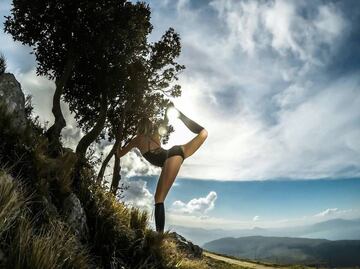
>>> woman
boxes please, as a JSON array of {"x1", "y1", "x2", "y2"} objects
[{"x1": 116, "y1": 105, "x2": 208, "y2": 233}]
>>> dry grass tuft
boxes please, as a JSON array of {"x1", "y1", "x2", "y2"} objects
[
  {"x1": 7, "y1": 216, "x2": 92, "y2": 269},
  {"x1": 0, "y1": 169, "x2": 93, "y2": 269},
  {"x1": 0, "y1": 170, "x2": 28, "y2": 237}
]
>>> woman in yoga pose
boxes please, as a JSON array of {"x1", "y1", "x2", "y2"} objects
[{"x1": 116, "y1": 104, "x2": 208, "y2": 233}]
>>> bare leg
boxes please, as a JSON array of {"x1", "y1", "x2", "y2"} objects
[
  {"x1": 154, "y1": 155, "x2": 183, "y2": 203},
  {"x1": 182, "y1": 129, "x2": 208, "y2": 159}
]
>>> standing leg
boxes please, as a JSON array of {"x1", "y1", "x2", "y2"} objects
[{"x1": 154, "y1": 155, "x2": 183, "y2": 232}]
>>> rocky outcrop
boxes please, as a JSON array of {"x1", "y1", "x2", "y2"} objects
[
  {"x1": 62, "y1": 192, "x2": 89, "y2": 241},
  {"x1": 169, "y1": 232, "x2": 203, "y2": 259},
  {"x1": 0, "y1": 73, "x2": 27, "y2": 131}
]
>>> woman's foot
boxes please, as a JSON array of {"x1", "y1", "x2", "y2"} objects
[{"x1": 177, "y1": 109, "x2": 204, "y2": 134}]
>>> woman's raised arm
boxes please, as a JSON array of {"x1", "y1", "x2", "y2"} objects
[{"x1": 116, "y1": 135, "x2": 140, "y2": 158}]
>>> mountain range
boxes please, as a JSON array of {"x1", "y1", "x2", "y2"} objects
[
  {"x1": 169, "y1": 218, "x2": 360, "y2": 246},
  {"x1": 203, "y1": 236, "x2": 360, "y2": 267}
]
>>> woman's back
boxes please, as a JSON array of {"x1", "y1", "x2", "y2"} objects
[{"x1": 138, "y1": 133, "x2": 162, "y2": 154}]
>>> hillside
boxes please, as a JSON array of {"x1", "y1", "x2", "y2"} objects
[
  {"x1": 203, "y1": 235, "x2": 360, "y2": 267},
  {"x1": 0, "y1": 71, "x2": 227, "y2": 269}
]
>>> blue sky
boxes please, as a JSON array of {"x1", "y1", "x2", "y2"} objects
[
  {"x1": 131, "y1": 175, "x2": 360, "y2": 229},
  {"x1": 1, "y1": 0, "x2": 360, "y2": 229}
]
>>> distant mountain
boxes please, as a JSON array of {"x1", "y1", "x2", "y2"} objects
[
  {"x1": 203, "y1": 236, "x2": 360, "y2": 267},
  {"x1": 169, "y1": 218, "x2": 360, "y2": 246}
]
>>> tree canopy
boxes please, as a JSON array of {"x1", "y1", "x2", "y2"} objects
[{"x1": 4, "y1": 0, "x2": 185, "y2": 195}]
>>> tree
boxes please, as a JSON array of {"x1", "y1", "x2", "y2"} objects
[
  {"x1": 62, "y1": 1, "x2": 153, "y2": 163},
  {"x1": 3, "y1": 0, "x2": 91, "y2": 154}
]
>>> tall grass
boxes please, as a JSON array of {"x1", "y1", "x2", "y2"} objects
[
  {"x1": 0, "y1": 170, "x2": 93, "y2": 269},
  {"x1": 0, "y1": 170, "x2": 27, "y2": 237},
  {"x1": 77, "y1": 167, "x2": 212, "y2": 269},
  {"x1": 7, "y1": 216, "x2": 92, "y2": 269}
]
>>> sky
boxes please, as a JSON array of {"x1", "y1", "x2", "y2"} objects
[{"x1": 1, "y1": 0, "x2": 360, "y2": 230}]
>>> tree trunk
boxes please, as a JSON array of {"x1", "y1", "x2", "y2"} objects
[
  {"x1": 76, "y1": 92, "x2": 108, "y2": 160},
  {"x1": 96, "y1": 143, "x2": 116, "y2": 184},
  {"x1": 46, "y1": 47, "x2": 76, "y2": 156},
  {"x1": 97, "y1": 101, "x2": 131, "y2": 184},
  {"x1": 111, "y1": 147, "x2": 121, "y2": 195}
]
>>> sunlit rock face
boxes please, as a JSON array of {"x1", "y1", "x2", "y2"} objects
[
  {"x1": 169, "y1": 232, "x2": 203, "y2": 259},
  {"x1": 0, "y1": 73, "x2": 26, "y2": 130},
  {"x1": 62, "y1": 192, "x2": 89, "y2": 241}
]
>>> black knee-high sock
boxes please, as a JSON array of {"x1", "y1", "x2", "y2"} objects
[
  {"x1": 154, "y1": 202, "x2": 165, "y2": 233},
  {"x1": 177, "y1": 109, "x2": 204, "y2": 134}
]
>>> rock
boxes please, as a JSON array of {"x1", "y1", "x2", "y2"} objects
[
  {"x1": 169, "y1": 232, "x2": 203, "y2": 259},
  {"x1": 62, "y1": 192, "x2": 89, "y2": 241},
  {"x1": 43, "y1": 196, "x2": 58, "y2": 216},
  {"x1": 0, "y1": 73, "x2": 27, "y2": 130}
]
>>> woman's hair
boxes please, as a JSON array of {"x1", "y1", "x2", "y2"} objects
[{"x1": 137, "y1": 117, "x2": 154, "y2": 136}]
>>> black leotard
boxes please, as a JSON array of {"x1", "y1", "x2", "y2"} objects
[{"x1": 142, "y1": 136, "x2": 185, "y2": 167}]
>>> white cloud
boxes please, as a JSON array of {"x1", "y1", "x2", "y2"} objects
[
  {"x1": 170, "y1": 191, "x2": 217, "y2": 215},
  {"x1": 210, "y1": 0, "x2": 346, "y2": 64},
  {"x1": 315, "y1": 208, "x2": 339, "y2": 217},
  {"x1": 2, "y1": 0, "x2": 359, "y2": 183},
  {"x1": 148, "y1": 0, "x2": 359, "y2": 181},
  {"x1": 121, "y1": 177, "x2": 154, "y2": 213},
  {"x1": 120, "y1": 150, "x2": 161, "y2": 177},
  {"x1": 315, "y1": 208, "x2": 354, "y2": 218},
  {"x1": 253, "y1": 215, "x2": 260, "y2": 221}
]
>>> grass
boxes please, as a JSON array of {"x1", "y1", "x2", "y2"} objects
[
  {"x1": 0, "y1": 169, "x2": 93, "y2": 269},
  {"x1": 7, "y1": 216, "x2": 93, "y2": 269},
  {"x1": 0, "y1": 170, "x2": 27, "y2": 237}
]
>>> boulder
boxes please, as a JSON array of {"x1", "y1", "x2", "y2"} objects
[
  {"x1": 168, "y1": 232, "x2": 203, "y2": 259},
  {"x1": 62, "y1": 192, "x2": 89, "y2": 241},
  {"x1": 0, "y1": 73, "x2": 27, "y2": 130}
]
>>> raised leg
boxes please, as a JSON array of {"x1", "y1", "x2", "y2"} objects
[{"x1": 181, "y1": 129, "x2": 208, "y2": 159}]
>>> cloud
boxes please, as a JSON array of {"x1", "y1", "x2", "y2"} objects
[
  {"x1": 2, "y1": 0, "x2": 360, "y2": 182},
  {"x1": 315, "y1": 208, "x2": 339, "y2": 217},
  {"x1": 253, "y1": 215, "x2": 260, "y2": 221},
  {"x1": 314, "y1": 208, "x2": 354, "y2": 218},
  {"x1": 148, "y1": 0, "x2": 360, "y2": 181},
  {"x1": 170, "y1": 191, "x2": 217, "y2": 215},
  {"x1": 210, "y1": 0, "x2": 346, "y2": 63},
  {"x1": 121, "y1": 177, "x2": 154, "y2": 213},
  {"x1": 120, "y1": 150, "x2": 161, "y2": 177}
]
